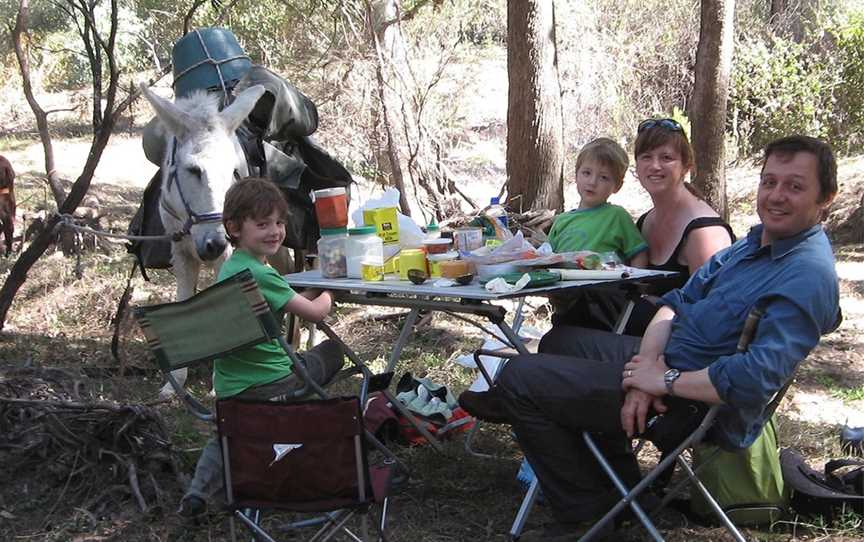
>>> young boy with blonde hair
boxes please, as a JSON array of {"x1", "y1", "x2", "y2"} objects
[
  {"x1": 547, "y1": 137, "x2": 648, "y2": 266},
  {"x1": 179, "y1": 177, "x2": 344, "y2": 517},
  {"x1": 547, "y1": 138, "x2": 647, "y2": 328}
]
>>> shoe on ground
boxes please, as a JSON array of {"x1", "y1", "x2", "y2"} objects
[
  {"x1": 177, "y1": 495, "x2": 206, "y2": 518},
  {"x1": 457, "y1": 389, "x2": 510, "y2": 424}
]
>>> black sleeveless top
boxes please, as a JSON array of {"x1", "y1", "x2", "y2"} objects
[{"x1": 636, "y1": 212, "x2": 735, "y2": 290}]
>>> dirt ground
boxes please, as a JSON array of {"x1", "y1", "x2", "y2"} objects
[{"x1": 1, "y1": 115, "x2": 864, "y2": 541}]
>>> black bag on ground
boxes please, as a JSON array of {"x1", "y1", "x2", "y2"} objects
[{"x1": 781, "y1": 448, "x2": 864, "y2": 520}]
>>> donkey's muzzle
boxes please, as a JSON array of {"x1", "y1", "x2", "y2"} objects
[{"x1": 196, "y1": 232, "x2": 228, "y2": 261}]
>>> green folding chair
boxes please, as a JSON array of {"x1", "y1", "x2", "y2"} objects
[
  {"x1": 134, "y1": 269, "x2": 405, "y2": 539},
  {"x1": 134, "y1": 269, "x2": 340, "y2": 419}
]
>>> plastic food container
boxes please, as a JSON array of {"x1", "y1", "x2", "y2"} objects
[
  {"x1": 440, "y1": 259, "x2": 472, "y2": 279},
  {"x1": 346, "y1": 226, "x2": 384, "y2": 279},
  {"x1": 399, "y1": 248, "x2": 428, "y2": 280},
  {"x1": 422, "y1": 238, "x2": 453, "y2": 255},
  {"x1": 427, "y1": 251, "x2": 458, "y2": 278},
  {"x1": 313, "y1": 187, "x2": 348, "y2": 229},
  {"x1": 476, "y1": 262, "x2": 520, "y2": 281},
  {"x1": 454, "y1": 227, "x2": 484, "y2": 252},
  {"x1": 361, "y1": 261, "x2": 384, "y2": 281},
  {"x1": 317, "y1": 227, "x2": 348, "y2": 278}
]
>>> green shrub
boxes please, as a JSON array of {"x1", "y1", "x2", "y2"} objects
[
  {"x1": 834, "y1": 12, "x2": 864, "y2": 151},
  {"x1": 729, "y1": 34, "x2": 841, "y2": 158}
]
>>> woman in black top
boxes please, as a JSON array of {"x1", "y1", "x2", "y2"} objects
[
  {"x1": 633, "y1": 119, "x2": 734, "y2": 289},
  {"x1": 545, "y1": 119, "x2": 734, "y2": 338}
]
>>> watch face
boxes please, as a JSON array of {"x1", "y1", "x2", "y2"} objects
[{"x1": 664, "y1": 369, "x2": 680, "y2": 394}]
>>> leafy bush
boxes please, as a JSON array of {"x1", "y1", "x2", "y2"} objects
[
  {"x1": 728, "y1": 34, "x2": 841, "y2": 158},
  {"x1": 834, "y1": 12, "x2": 864, "y2": 151},
  {"x1": 729, "y1": 4, "x2": 864, "y2": 157}
]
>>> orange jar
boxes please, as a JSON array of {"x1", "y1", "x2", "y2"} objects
[
  {"x1": 313, "y1": 188, "x2": 348, "y2": 228},
  {"x1": 440, "y1": 259, "x2": 471, "y2": 279}
]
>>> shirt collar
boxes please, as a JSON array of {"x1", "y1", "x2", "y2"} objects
[
  {"x1": 746, "y1": 223, "x2": 823, "y2": 259},
  {"x1": 568, "y1": 203, "x2": 609, "y2": 214}
]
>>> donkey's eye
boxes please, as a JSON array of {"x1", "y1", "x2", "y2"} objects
[{"x1": 186, "y1": 165, "x2": 202, "y2": 178}]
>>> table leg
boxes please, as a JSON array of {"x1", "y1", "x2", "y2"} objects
[
  {"x1": 386, "y1": 307, "x2": 420, "y2": 374},
  {"x1": 495, "y1": 320, "x2": 530, "y2": 356},
  {"x1": 316, "y1": 317, "x2": 446, "y2": 454},
  {"x1": 612, "y1": 298, "x2": 636, "y2": 335}
]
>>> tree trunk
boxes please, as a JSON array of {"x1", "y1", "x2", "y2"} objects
[
  {"x1": 366, "y1": 0, "x2": 411, "y2": 216},
  {"x1": 506, "y1": 0, "x2": 564, "y2": 213},
  {"x1": 0, "y1": 0, "x2": 123, "y2": 331},
  {"x1": 13, "y1": 0, "x2": 66, "y2": 207},
  {"x1": 690, "y1": 0, "x2": 735, "y2": 220}
]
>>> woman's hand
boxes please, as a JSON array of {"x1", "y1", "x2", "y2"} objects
[{"x1": 622, "y1": 353, "x2": 669, "y2": 396}]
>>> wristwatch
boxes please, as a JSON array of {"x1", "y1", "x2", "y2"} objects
[{"x1": 664, "y1": 368, "x2": 681, "y2": 396}]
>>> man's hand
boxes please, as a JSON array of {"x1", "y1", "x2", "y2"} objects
[
  {"x1": 622, "y1": 354, "x2": 670, "y2": 397},
  {"x1": 620, "y1": 389, "x2": 667, "y2": 438}
]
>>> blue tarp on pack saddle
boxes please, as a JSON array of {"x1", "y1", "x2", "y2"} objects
[{"x1": 128, "y1": 27, "x2": 352, "y2": 275}]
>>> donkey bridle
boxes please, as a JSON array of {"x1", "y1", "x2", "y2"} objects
[{"x1": 160, "y1": 138, "x2": 240, "y2": 242}]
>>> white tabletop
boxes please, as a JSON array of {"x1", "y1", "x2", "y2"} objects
[{"x1": 284, "y1": 269, "x2": 676, "y2": 301}]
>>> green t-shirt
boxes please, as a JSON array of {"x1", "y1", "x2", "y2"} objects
[
  {"x1": 547, "y1": 203, "x2": 648, "y2": 261},
  {"x1": 214, "y1": 249, "x2": 297, "y2": 398}
]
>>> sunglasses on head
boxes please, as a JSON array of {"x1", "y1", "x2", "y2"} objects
[{"x1": 637, "y1": 118, "x2": 683, "y2": 133}]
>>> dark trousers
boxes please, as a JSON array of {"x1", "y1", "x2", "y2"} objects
[{"x1": 497, "y1": 327, "x2": 644, "y2": 524}]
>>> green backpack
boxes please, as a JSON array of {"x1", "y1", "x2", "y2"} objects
[{"x1": 690, "y1": 417, "x2": 788, "y2": 526}]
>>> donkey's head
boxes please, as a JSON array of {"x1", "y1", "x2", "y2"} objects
[{"x1": 140, "y1": 83, "x2": 265, "y2": 261}]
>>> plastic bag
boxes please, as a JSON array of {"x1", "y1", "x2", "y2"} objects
[
  {"x1": 519, "y1": 250, "x2": 620, "y2": 269},
  {"x1": 350, "y1": 187, "x2": 425, "y2": 248},
  {"x1": 454, "y1": 324, "x2": 545, "y2": 392},
  {"x1": 461, "y1": 231, "x2": 540, "y2": 264}
]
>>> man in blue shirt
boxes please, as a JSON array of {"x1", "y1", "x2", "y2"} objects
[{"x1": 459, "y1": 135, "x2": 841, "y2": 541}]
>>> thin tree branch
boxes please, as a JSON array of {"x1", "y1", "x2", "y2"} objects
[
  {"x1": 183, "y1": 0, "x2": 207, "y2": 35},
  {"x1": 378, "y1": 0, "x2": 436, "y2": 31}
]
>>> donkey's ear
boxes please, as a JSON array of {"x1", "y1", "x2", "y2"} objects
[
  {"x1": 220, "y1": 85, "x2": 266, "y2": 133},
  {"x1": 139, "y1": 83, "x2": 193, "y2": 139}
]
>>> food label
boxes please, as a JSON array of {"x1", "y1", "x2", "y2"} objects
[{"x1": 363, "y1": 207, "x2": 400, "y2": 245}]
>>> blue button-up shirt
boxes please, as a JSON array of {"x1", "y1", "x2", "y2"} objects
[{"x1": 660, "y1": 224, "x2": 839, "y2": 449}]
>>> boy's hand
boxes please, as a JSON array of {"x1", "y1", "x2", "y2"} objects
[{"x1": 299, "y1": 288, "x2": 321, "y2": 300}]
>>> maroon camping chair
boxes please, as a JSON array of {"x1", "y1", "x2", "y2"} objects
[{"x1": 217, "y1": 395, "x2": 393, "y2": 542}]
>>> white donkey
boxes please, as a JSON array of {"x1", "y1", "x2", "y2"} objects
[{"x1": 140, "y1": 83, "x2": 266, "y2": 398}]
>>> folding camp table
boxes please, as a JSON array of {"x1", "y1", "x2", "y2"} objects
[{"x1": 284, "y1": 268, "x2": 674, "y2": 452}]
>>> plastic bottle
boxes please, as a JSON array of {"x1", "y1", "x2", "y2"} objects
[
  {"x1": 425, "y1": 220, "x2": 441, "y2": 240},
  {"x1": 487, "y1": 197, "x2": 508, "y2": 229}
]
